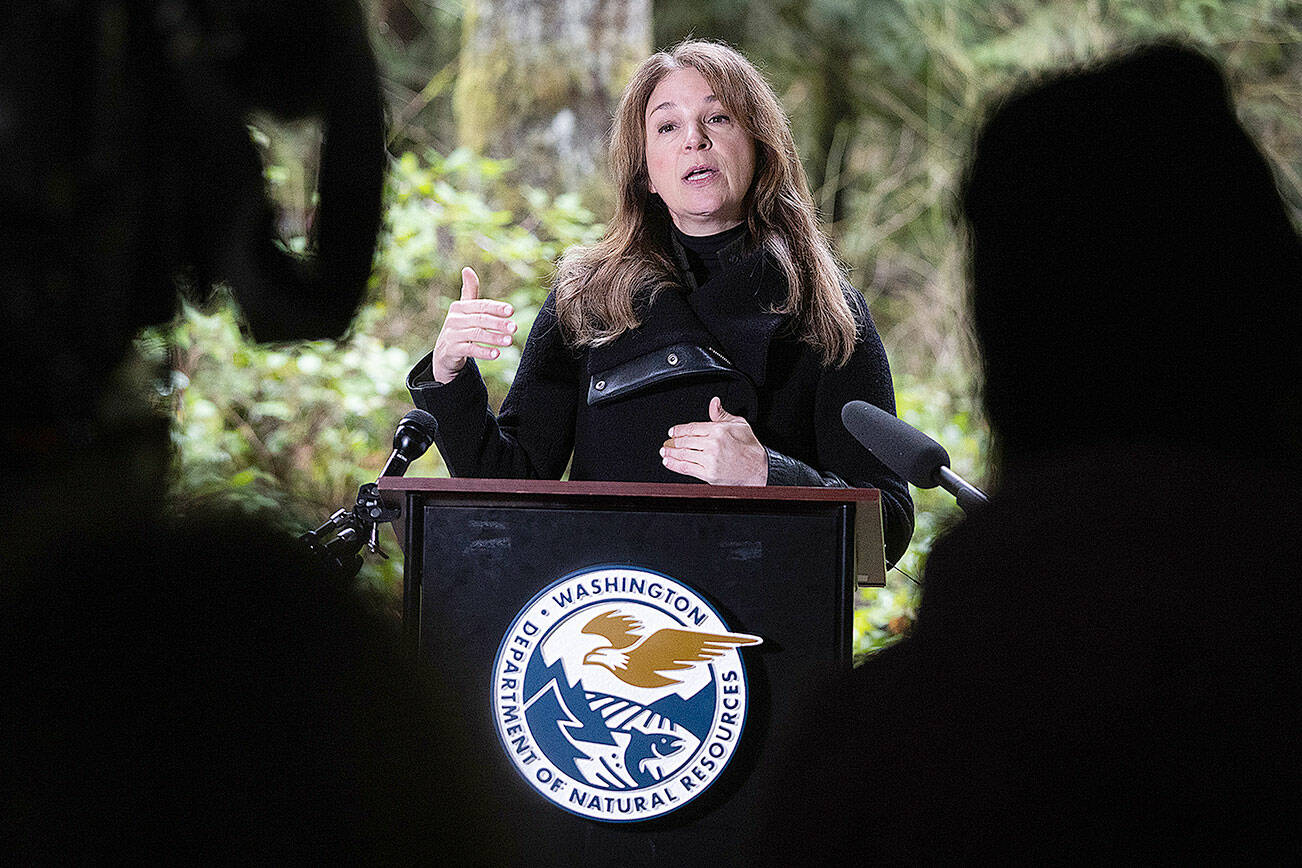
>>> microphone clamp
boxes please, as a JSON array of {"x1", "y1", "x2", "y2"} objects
[{"x1": 300, "y1": 482, "x2": 404, "y2": 579}]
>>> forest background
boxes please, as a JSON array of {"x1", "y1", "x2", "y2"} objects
[{"x1": 153, "y1": 0, "x2": 1302, "y2": 658}]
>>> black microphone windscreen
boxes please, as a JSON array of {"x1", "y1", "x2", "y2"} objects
[
  {"x1": 841, "y1": 400, "x2": 950, "y2": 488},
  {"x1": 397, "y1": 409, "x2": 438, "y2": 442},
  {"x1": 379, "y1": 409, "x2": 439, "y2": 478},
  {"x1": 390, "y1": 409, "x2": 438, "y2": 461}
]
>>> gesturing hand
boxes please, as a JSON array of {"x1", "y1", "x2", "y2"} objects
[
  {"x1": 661, "y1": 397, "x2": 768, "y2": 486},
  {"x1": 431, "y1": 267, "x2": 517, "y2": 384}
]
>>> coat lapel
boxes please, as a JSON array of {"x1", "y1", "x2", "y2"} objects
[
  {"x1": 585, "y1": 287, "x2": 716, "y2": 373},
  {"x1": 686, "y1": 247, "x2": 786, "y2": 387},
  {"x1": 586, "y1": 246, "x2": 789, "y2": 388}
]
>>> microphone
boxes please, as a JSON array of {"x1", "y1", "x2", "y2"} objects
[
  {"x1": 841, "y1": 400, "x2": 989, "y2": 513},
  {"x1": 378, "y1": 409, "x2": 438, "y2": 478},
  {"x1": 302, "y1": 409, "x2": 439, "y2": 578}
]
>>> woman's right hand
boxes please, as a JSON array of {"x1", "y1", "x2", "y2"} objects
[{"x1": 432, "y1": 267, "x2": 517, "y2": 384}]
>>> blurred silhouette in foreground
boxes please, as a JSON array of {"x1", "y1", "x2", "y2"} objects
[
  {"x1": 757, "y1": 41, "x2": 1301, "y2": 861},
  {"x1": 1, "y1": 2, "x2": 502, "y2": 861}
]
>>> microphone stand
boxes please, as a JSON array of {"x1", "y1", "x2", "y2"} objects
[
  {"x1": 299, "y1": 482, "x2": 400, "y2": 581},
  {"x1": 301, "y1": 409, "x2": 437, "y2": 581}
]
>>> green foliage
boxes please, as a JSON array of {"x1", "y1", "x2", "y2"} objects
[
  {"x1": 853, "y1": 374, "x2": 988, "y2": 660},
  {"x1": 157, "y1": 147, "x2": 604, "y2": 602},
  {"x1": 374, "y1": 147, "x2": 604, "y2": 403}
]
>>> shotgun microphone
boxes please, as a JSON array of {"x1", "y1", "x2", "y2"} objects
[{"x1": 841, "y1": 400, "x2": 989, "y2": 513}]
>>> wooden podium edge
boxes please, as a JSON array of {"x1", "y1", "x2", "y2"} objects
[
  {"x1": 377, "y1": 476, "x2": 882, "y2": 502},
  {"x1": 377, "y1": 477, "x2": 887, "y2": 587}
]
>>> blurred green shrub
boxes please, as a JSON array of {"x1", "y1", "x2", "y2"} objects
[
  {"x1": 853, "y1": 374, "x2": 989, "y2": 660},
  {"x1": 155, "y1": 147, "x2": 603, "y2": 605}
]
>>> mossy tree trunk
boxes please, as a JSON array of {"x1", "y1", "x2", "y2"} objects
[{"x1": 454, "y1": 0, "x2": 650, "y2": 199}]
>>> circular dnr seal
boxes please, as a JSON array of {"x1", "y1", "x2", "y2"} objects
[{"x1": 491, "y1": 566, "x2": 762, "y2": 823}]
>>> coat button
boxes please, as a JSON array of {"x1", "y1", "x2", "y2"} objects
[
  {"x1": 667, "y1": 353, "x2": 679, "y2": 366},
  {"x1": 594, "y1": 380, "x2": 606, "y2": 391}
]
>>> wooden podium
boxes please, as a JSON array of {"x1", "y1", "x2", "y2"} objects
[{"x1": 377, "y1": 478, "x2": 885, "y2": 865}]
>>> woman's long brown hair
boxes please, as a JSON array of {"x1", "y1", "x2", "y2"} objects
[{"x1": 553, "y1": 39, "x2": 859, "y2": 367}]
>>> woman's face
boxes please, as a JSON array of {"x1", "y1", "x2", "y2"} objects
[{"x1": 644, "y1": 67, "x2": 756, "y2": 236}]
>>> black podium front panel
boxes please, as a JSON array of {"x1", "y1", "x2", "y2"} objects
[{"x1": 412, "y1": 495, "x2": 854, "y2": 865}]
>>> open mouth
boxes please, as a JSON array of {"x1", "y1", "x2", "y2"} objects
[{"x1": 683, "y1": 166, "x2": 717, "y2": 182}]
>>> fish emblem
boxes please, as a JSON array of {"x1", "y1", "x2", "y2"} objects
[{"x1": 571, "y1": 694, "x2": 697, "y2": 789}]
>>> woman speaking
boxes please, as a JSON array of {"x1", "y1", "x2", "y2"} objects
[{"x1": 407, "y1": 40, "x2": 913, "y2": 561}]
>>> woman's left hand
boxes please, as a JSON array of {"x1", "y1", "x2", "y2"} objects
[{"x1": 661, "y1": 397, "x2": 768, "y2": 486}]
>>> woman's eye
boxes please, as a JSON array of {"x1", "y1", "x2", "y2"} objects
[
  {"x1": 708, "y1": 114, "x2": 729, "y2": 124},
  {"x1": 657, "y1": 123, "x2": 676, "y2": 134}
]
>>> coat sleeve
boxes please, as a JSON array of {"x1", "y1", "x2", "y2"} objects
[
  {"x1": 406, "y1": 293, "x2": 580, "y2": 479},
  {"x1": 763, "y1": 289, "x2": 915, "y2": 564}
]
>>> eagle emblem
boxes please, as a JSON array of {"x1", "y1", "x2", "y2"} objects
[{"x1": 580, "y1": 609, "x2": 762, "y2": 688}]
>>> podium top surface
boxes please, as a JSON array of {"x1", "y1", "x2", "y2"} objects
[{"x1": 377, "y1": 476, "x2": 881, "y2": 504}]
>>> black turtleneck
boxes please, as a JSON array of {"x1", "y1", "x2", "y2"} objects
[{"x1": 671, "y1": 223, "x2": 748, "y2": 289}]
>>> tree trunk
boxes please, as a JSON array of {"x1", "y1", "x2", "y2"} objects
[
  {"x1": 455, "y1": 0, "x2": 650, "y2": 198},
  {"x1": 807, "y1": 39, "x2": 857, "y2": 228}
]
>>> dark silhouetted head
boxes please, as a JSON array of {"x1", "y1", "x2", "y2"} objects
[
  {"x1": 960, "y1": 41, "x2": 1302, "y2": 468},
  {"x1": 0, "y1": 0, "x2": 385, "y2": 475}
]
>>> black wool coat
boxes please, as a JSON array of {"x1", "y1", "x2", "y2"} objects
[{"x1": 407, "y1": 240, "x2": 914, "y2": 562}]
